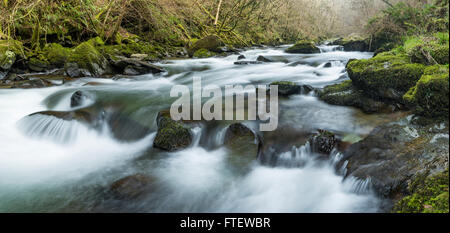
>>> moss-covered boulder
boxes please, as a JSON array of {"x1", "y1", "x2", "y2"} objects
[
  {"x1": 0, "y1": 40, "x2": 25, "y2": 72},
  {"x1": 308, "y1": 129, "x2": 338, "y2": 155},
  {"x1": 409, "y1": 41, "x2": 449, "y2": 65},
  {"x1": 347, "y1": 53, "x2": 426, "y2": 102},
  {"x1": 28, "y1": 57, "x2": 50, "y2": 72},
  {"x1": 393, "y1": 170, "x2": 449, "y2": 213},
  {"x1": 42, "y1": 43, "x2": 71, "y2": 67},
  {"x1": 193, "y1": 48, "x2": 216, "y2": 58},
  {"x1": 340, "y1": 36, "x2": 369, "y2": 52},
  {"x1": 188, "y1": 35, "x2": 224, "y2": 57},
  {"x1": 318, "y1": 80, "x2": 393, "y2": 113},
  {"x1": 403, "y1": 65, "x2": 449, "y2": 118},
  {"x1": 65, "y1": 37, "x2": 110, "y2": 77},
  {"x1": 153, "y1": 111, "x2": 193, "y2": 151},
  {"x1": 285, "y1": 40, "x2": 320, "y2": 54}
]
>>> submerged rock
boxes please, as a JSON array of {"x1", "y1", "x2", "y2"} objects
[
  {"x1": 109, "y1": 174, "x2": 156, "y2": 200},
  {"x1": 224, "y1": 123, "x2": 261, "y2": 170},
  {"x1": 256, "y1": 55, "x2": 273, "y2": 62},
  {"x1": 224, "y1": 123, "x2": 257, "y2": 146},
  {"x1": 153, "y1": 111, "x2": 193, "y2": 151},
  {"x1": 269, "y1": 81, "x2": 314, "y2": 96},
  {"x1": 285, "y1": 40, "x2": 320, "y2": 54},
  {"x1": 234, "y1": 61, "x2": 263, "y2": 65},
  {"x1": 237, "y1": 55, "x2": 246, "y2": 60},
  {"x1": 112, "y1": 58, "x2": 164, "y2": 75}
]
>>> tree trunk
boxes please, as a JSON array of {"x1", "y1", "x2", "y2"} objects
[{"x1": 214, "y1": 0, "x2": 223, "y2": 26}]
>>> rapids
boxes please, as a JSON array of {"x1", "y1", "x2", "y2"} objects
[{"x1": 0, "y1": 45, "x2": 395, "y2": 212}]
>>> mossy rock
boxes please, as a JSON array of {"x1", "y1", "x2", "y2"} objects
[
  {"x1": 269, "y1": 81, "x2": 301, "y2": 96},
  {"x1": 42, "y1": 43, "x2": 71, "y2": 67},
  {"x1": 65, "y1": 37, "x2": 109, "y2": 77},
  {"x1": 285, "y1": 40, "x2": 320, "y2": 54},
  {"x1": 346, "y1": 53, "x2": 426, "y2": 102},
  {"x1": 28, "y1": 57, "x2": 50, "y2": 72},
  {"x1": 0, "y1": 40, "x2": 25, "y2": 70},
  {"x1": 340, "y1": 36, "x2": 369, "y2": 52},
  {"x1": 193, "y1": 48, "x2": 216, "y2": 58},
  {"x1": 319, "y1": 80, "x2": 391, "y2": 113},
  {"x1": 188, "y1": 35, "x2": 224, "y2": 57},
  {"x1": 409, "y1": 43, "x2": 449, "y2": 65},
  {"x1": 393, "y1": 170, "x2": 449, "y2": 213},
  {"x1": 153, "y1": 111, "x2": 193, "y2": 152},
  {"x1": 403, "y1": 65, "x2": 449, "y2": 118}
]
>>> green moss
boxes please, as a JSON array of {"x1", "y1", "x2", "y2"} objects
[
  {"x1": 403, "y1": 65, "x2": 449, "y2": 118},
  {"x1": 42, "y1": 43, "x2": 71, "y2": 67},
  {"x1": 271, "y1": 81, "x2": 296, "y2": 86},
  {"x1": 0, "y1": 40, "x2": 25, "y2": 70},
  {"x1": 285, "y1": 40, "x2": 320, "y2": 54},
  {"x1": 153, "y1": 115, "x2": 192, "y2": 152},
  {"x1": 66, "y1": 37, "x2": 107, "y2": 75},
  {"x1": 404, "y1": 34, "x2": 449, "y2": 65},
  {"x1": 28, "y1": 57, "x2": 50, "y2": 72},
  {"x1": 188, "y1": 35, "x2": 224, "y2": 57},
  {"x1": 193, "y1": 48, "x2": 216, "y2": 58},
  {"x1": 394, "y1": 170, "x2": 449, "y2": 213},
  {"x1": 347, "y1": 53, "x2": 426, "y2": 101}
]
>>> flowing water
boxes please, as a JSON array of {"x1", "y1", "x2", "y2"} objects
[{"x1": 0, "y1": 45, "x2": 399, "y2": 213}]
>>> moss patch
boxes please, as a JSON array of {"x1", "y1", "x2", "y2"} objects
[
  {"x1": 66, "y1": 37, "x2": 108, "y2": 76},
  {"x1": 394, "y1": 170, "x2": 449, "y2": 213},
  {"x1": 403, "y1": 65, "x2": 449, "y2": 118},
  {"x1": 42, "y1": 43, "x2": 71, "y2": 67},
  {"x1": 285, "y1": 40, "x2": 320, "y2": 54},
  {"x1": 347, "y1": 53, "x2": 426, "y2": 101},
  {"x1": 193, "y1": 48, "x2": 216, "y2": 58}
]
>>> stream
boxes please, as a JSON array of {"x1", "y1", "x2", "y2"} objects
[{"x1": 0, "y1": 45, "x2": 399, "y2": 213}]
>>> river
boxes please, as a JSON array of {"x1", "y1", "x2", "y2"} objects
[{"x1": 0, "y1": 45, "x2": 396, "y2": 212}]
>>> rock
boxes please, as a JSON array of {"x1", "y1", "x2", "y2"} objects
[
  {"x1": 323, "y1": 62, "x2": 332, "y2": 68},
  {"x1": 188, "y1": 35, "x2": 225, "y2": 57},
  {"x1": 65, "y1": 37, "x2": 109, "y2": 77},
  {"x1": 237, "y1": 55, "x2": 246, "y2": 60},
  {"x1": 70, "y1": 91, "x2": 86, "y2": 108},
  {"x1": 29, "y1": 109, "x2": 95, "y2": 124},
  {"x1": 234, "y1": 61, "x2": 263, "y2": 65},
  {"x1": 224, "y1": 123, "x2": 261, "y2": 170},
  {"x1": 0, "y1": 40, "x2": 24, "y2": 71},
  {"x1": 11, "y1": 78, "x2": 53, "y2": 89},
  {"x1": 153, "y1": 111, "x2": 193, "y2": 151},
  {"x1": 224, "y1": 123, "x2": 257, "y2": 146},
  {"x1": 403, "y1": 65, "x2": 449, "y2": 118},
  {"x1": 130, "y1": 54, "x2": 148, "y2": 60},
  {"x1": 285, "y1": 40, "x2": 320, "y2": 54},
  {"x1": 346, "y1": 52, "x2": 426, "y2": 102},
  {"x1": 0, "y1": 50, "x2": 16, "y2": 71},
  {"x1": 112, "y1": 58, "x2": 164, "y2": 75},
  {"x1": 318, "y1": 80, "x2": 396, "y2": 113},
  {"x1": 269, "y1": 81, "x2": 301, "y2": 96},
  {"x1": 339, "y1": 117, "x2": 449, "y2": 199},
  {"x1": 193, "y1": 48, "x2": 216, "y2": 58},
  {"x1": 308, "y1": 130, "x2": 339, "y2": 155},
  {"x1": 28, "y1": 58, "x2": 50, "y2": 72},
  {"x1": 107, "y1": 112, "x2": 151, "y2": 142},
  {"x1": 42, "y1": 43, "x2": 71, "y2": 68},
  {"x1": 256, "y1": 55, "x2": 273, "y2": 62},
  {"x1": 109, "y1": 174, "x2": 155, "y2": 200}
]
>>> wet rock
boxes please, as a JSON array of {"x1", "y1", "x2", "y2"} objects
[
  {"x1": 29, "y1": 109, "x2": 95, "y2": 124},
  {"x1": 70, "y1": 91, "x2": 86, "y2": 108},
  {"x1": 153, "y1": 111, "x2": 193, "y2": 151},
  {"x1": 109, "y1": 174, "x2": 155, "y2": 200},
  {"x1": 256, "y1": 55, "x2": 273, "y2": 62},
  {"x1": 107, "y1": 112, "x2": 151, "y2": 142},
  {"x1": 234, "y1": 61, "x2": 263, "y2": 65},
  {"x1": 285, "y1": 40, "x2": 320, "y2": 54},
  {"x1": 193, "y1": 48, "x2": 216, "y2": 58},
  {"x1": 112, "y1": 58, "x2": 164, "y2": 75},
  {"x1": 340, "y1": 118, "x2": 449, "y2": 200},
  {"x1": 308, "y1": 130, "x2": 339, "y2": 155},
  {"x1": 28, "y1": 58, "x2": 50, "y2": 72},
  {"x1": 323, "y1": 62, "x2": 332, "y2": 68},
  {"x1": 237, "y1": 55, "x2": 246, "y2": 60},
  {"x1": 224, "y1": 123, "x2": 257, "y2": 146},
  {"x1": 130, "y1": 54, "x2": 148, "y2": 60},
  {"x1": 269, "y1": 81, "x2": 301, "y2": 96},
  {"x1": 11, "y1": 78, "x2": 53, "y2": 89}
]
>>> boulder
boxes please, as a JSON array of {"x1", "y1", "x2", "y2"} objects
[
  {"x1": 340, "y1": 117, "x2": 449, "y2": 199},
  {"x1": 188, "y1": 35, "x2": 224, "y2": 57},
  {"x1": 192, "y1": 48, "x2": 216, "y2": 58},
  {"x1": 403, "y1": 65, "x2": 449, "y2": 118},
  {"x1": 224, "y1": 123, "x2": 261, "y2": 170},
  {"x1": 237, "y1": 55, "x2": 246, "y2": 60},
  {"x1": 285, "y1": 40, "x2": 320, "y2": 54},
  {"x1": 70, "y1": 90, "x2": 86, "y2": 108},
  {"x1": 42, "y1": 43, "x2": 71, "y2": 68},
  {"x1": 268, "y1": 81, "x2": 314, "y2": 96},
  {"x1": 153, "y1": 111, "x2": 193, "y2": 151},
  {"x1": 346, "y1": 52, "x2": 426, "y2": 102},
  {"x1": 28, "y1": 57, "x2": 50, "y2": 72},
  {"x1": 318, "y1": 80, "x2": 396, "y2": 113},
  {"x1": 224, "y1": 123, "x2": 257, "y2": 146},
  {"x1": 109, "y1": 174, "x2": 155, "y2": 200},
  {"x1": 65, "y1": 37, "x2": 110, "y2": 77}
]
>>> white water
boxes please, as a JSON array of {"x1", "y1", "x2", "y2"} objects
[{"x1": 0, "y1": 46, "x2": 383, "y2": 212}]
